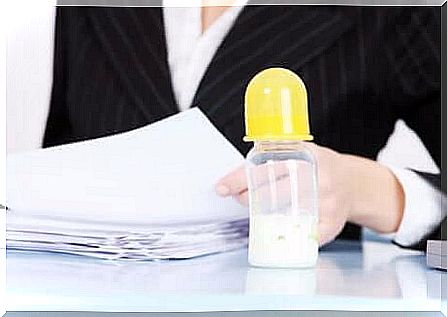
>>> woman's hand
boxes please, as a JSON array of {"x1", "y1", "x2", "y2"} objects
[{"x1": 215, "y1": 143, "x2": 405, "y2": 246}]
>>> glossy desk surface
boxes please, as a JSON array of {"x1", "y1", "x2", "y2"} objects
[{"x1": 6, "y1": 239, "x2": 446, "y2": 312}]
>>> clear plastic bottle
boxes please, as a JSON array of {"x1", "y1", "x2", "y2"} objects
[
  {"x1": 246, "y1": 140, "x2": 318, "y2": 268},
  {"x1": 243, "y1": 67, "x2": 319, "y2": 268}
]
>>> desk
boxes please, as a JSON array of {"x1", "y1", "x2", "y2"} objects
[{"x1": 6, "y1": 239, "x2": 446, "y2": 312}]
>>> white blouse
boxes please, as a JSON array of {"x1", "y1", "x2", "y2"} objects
[{"x1": 163, "y1": 0, "x2": 247, "y2": 111}]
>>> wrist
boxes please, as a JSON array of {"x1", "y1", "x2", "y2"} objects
[{"x1": 344, "y1": 155, "x2": 404, "y2": 233}]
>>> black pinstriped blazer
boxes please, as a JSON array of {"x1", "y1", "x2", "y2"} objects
[{"x1": 43, "y1": 5, "x2": 442, "y2": 248}]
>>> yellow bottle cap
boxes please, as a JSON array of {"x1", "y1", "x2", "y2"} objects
[{"x1": 243, "y1": 68, "x2": 313, "y2": 142}]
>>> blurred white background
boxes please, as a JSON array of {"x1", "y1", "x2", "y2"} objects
[
  {"x1": 5, "y1": 1, "x2": 440, "y2": 177},
  {"x1": 6, "y1": 0, "x2": 56, "y2": 154}
]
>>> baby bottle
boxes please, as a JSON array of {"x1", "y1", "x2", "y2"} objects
[{"x1": 244, "y1": 68, "x2": 319, "y2": 269}]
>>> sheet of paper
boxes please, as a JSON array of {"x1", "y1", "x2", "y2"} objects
[{"x1": 6, "y1": 108, "x2": 248, "y2": 226}]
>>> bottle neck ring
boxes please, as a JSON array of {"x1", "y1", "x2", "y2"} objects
[{"x1": 253, "y1": 140, "x2": 306, "y2": 152}]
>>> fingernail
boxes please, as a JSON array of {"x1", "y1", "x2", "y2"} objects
[{"x1": 215, "y1": 184, "x2": 230, "y2": 196}]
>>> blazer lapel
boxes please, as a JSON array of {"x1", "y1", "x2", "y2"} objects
[
  {"x1": 193, "y1": 5, "x2": 357, "y2": 125},
  {"x1": 87, "y1": 7, "x2": 178, "y2": 122}
]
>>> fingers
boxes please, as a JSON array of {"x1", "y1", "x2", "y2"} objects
[
  {"x1": 216, "y1": 163, "x2": 288, "y2": 197},
  {"x1": 316, "y1": 194, "x2": 344, "y2": 247},
  {"x1": 217, "y1": 175, "x2": 292, "y2": 208},
  {"x1": 318, "y1": 222, "x2": 336, "y2": 247},
  {"x1": 217, "y1": 161, "x2": 317, "y2": 213},
  {"x1": 232, "y1": 175, "x2": 297, "y2": 207},
  {"x1": 215, "y1": 165, "x2": 247, "y2": 197},
  {"x1": 235, "y1": 190, "x2": 249, "y2": 206},
  {"x1": 216, "y1": 161, "x2": 300, "y2": 197}
]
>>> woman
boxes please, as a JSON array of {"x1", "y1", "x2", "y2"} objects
[{"x1": 43, "y1": 3, "x2": 443, "y2": 249}]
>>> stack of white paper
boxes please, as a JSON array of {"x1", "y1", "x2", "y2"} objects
[{"x1": 6, "y1": 109, "x2": 249, "y2": 260}]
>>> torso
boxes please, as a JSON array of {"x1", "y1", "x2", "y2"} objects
[{"x1": 44, "y1": 6, "x2": 440, "y2": 241}]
